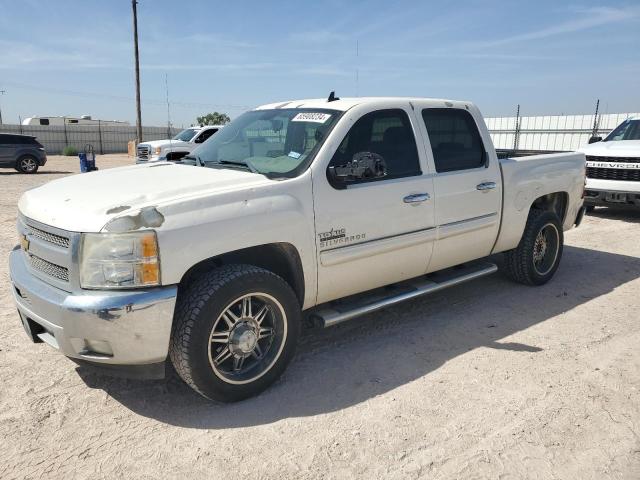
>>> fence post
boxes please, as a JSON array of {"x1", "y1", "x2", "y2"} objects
[
  {"x1": 590, "y1": 99, "x2": 600, "y2": 139},
  {"x1": 513, "y1": 104, "x2": 521, "y2": 153},
  {"x1": 63, "y1": 116, "x2": 68, "y2": 147},
  {"x1": 98, "y1": 120, "x2": 104, "y2": 154},
  {"x1": 19, "y1": 116, "x2": 23, "y2": 134}
]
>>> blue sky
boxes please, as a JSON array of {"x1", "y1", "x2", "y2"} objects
[{"x1": 0, "y1": 0, "x2": 639, "y2": 127}]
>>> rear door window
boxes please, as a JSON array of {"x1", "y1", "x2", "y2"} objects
[
  {"x1": 194, "y1": 129, "x2": 218, "y2": 143},
  {"x1": 421, "y1": 108, "x2": 486, "y2": 172},
  {"x1": 0, "y1": 134, "x2": 20, "y2": 144}
]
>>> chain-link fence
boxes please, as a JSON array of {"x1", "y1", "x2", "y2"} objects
[{"x1": 0, "y1": 124, "x2": 181, "y2": 154}]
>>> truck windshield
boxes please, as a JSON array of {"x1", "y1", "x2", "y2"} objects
[
  {"x1": 173, "y1": 128, "x2": 199, "y2": 141},
  {"x1": 604, "y1": 120, "x2": 640, "y2": 141},
  {"x1": 187, "y1": 108, "x2": 341, "y2": 177}
]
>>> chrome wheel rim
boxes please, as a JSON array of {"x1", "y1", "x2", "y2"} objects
[
  {"x1": 208, "y1": 293, "x2": 287, "y2": 385},
  {"x1": 21, "y1": 158, "x2": 37, "y2": 172},
  {"x1": 533, "y1": 223, "x2": 559, "y2": 276}
]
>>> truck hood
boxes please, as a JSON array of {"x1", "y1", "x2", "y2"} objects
[
  {"x1": 18, "y1": 163, "x2": 270, "y2": 232},
  {"x1": 578, "y1": 140, "x2": 640, "y2": 157},
  {"x1": 139, "y1": 139, "x2": 189, "y2": 149}
]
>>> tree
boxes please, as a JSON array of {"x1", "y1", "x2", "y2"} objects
[{"x1": 196, "y1": 112, "x2": 230, "y2": 126}]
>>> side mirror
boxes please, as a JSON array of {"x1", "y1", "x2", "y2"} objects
[
  {"x1": 588, "y1": 136, "x2": 602, "y2": 144},
  {"x1": 328, "y1": 152, "x2": 387, "y2": 188}
]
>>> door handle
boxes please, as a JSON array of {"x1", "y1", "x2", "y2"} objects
[
  {"x1": 403, "y1": 193, "x2": 430, "y2": 204},
  {"x1": 476, "y1": 182, "x2": 496, "y2": 191}
]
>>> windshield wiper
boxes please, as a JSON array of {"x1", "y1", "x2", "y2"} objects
[{"x1": 215, "y1": 159, "x2": 260, "y2": 174}]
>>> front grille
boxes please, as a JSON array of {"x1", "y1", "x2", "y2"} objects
[
  {"x1": 587, "y1": 167, "x2": 640, "y2": 182},
  {"x1": 26, "y1": 223, "x2": 70, "y2": 248},
  {"x1": 586, "y1": 155, "x2": 640, "y2": 163},
  {"x1": 28, "y1": 254, "x2": 69, "y2": 282},
  {"x1": 137, "y1": 145, "x2": 150, "y2": 160}
]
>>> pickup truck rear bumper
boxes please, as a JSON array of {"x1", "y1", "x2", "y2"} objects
[{"x1": 9, "y1": 248, "x2": 177, "y2": 378}]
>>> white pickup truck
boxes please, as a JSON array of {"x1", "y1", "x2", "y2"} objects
[
  {"x1": 579, "y1": 117, "x2": 640, "y2": 210},
  {"x1": 135, "y1": 125, "x2": 223, "y2": 163},
  {"x1": 10, "y1": 96, "x2": 586, "y2": 402}
]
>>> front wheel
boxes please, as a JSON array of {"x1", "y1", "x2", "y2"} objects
[
  {"x1": 170, "y1": 264, "x2": 301, "y2": 402},
  {"x1": 503, "y1": 209, "x2": 564, "y2": 286}
]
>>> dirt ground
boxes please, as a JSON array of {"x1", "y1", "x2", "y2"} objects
[{"x1": 0, "y1": 155, "x2": 639, "y2": 479}]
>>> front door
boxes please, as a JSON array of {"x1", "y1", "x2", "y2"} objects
[{"x1": 312, "y1": 105, "x2": 436, "y2": 304}]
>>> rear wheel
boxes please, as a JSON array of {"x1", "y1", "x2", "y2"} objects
[
  {"x1": 170, "y1": 264, "x2": 301, "y2": 402},
  {"x1": 16, "y1": 156, "x2": 39, "y2": 174},
  {"x1": 503, "y1": 208, "x2": 563, "y2": 286}
]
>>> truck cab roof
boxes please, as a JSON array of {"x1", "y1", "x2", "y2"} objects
[{"x1": 255, "y1": 97, "x2": 475, "y2": 112}]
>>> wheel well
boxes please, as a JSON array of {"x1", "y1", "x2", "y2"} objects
[
  {"x1": 531, "y1": 192, "x2": 568, "y2": 222},
  {"x1": 166, "y1": 151, "x2": 189, "y2": 161},
  {"x1": 179, "y1": 243, "x2": 305, "y2": 305}
]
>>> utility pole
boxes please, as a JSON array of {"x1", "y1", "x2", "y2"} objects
[
  {"x1": 591, "y1": 99, "x2": 600, "y2": 139},
  {"x1": 0, "y1": 90, "x2": 6, "y2": 125},
  {"x1": 513, "y1": 104, "x2": 521, "y2": 153},
  {"x1": 131, "y1": 0, "x2": 143, "y2": 143}
]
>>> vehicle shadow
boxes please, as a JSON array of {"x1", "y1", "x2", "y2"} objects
[
  {"x1": 76, "y1": 245, "x2": 640, "y2": 429},
  {"x1": 588, "y1": 207, "x2": 640, "y2": 224},
  {"x1": 0, "y1": 171, "x2": 73, "y2": 176}
]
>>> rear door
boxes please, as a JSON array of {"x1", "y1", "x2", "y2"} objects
[
  {"x1": 415, "y1": 105, "x2": 502, "y2": 272},
  {"x1": 0, "y1": 134, "x2": 18, "y2": 166}
]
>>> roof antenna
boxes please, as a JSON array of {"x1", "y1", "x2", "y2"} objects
[{"x1": 327, "y1": 91, "x2": 339, "y2": 102}]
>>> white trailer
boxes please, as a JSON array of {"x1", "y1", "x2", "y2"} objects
[{"x1": 21, "y1": 116, "x2": 130, "y2": 127}]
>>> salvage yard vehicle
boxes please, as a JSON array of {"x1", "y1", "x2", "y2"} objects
[
  {"x1": 579, "y1": 117, "x2": 640, "y2": 210},
  {"x1": 10, "y1": 96, "x2": 586, "y2": 402},
  {"x1": 0, "y1": 133, "x2": 47, "y2": 173},
  {"x1": 136, "y1": 125, "x2": 223, "y2": 163}
]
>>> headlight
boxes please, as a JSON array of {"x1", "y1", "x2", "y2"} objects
[
  {"x1": 154, "y1": 146, "x2": 162, "y2": 155},
  {"x1": 80, "y1": 231, "x2": 160, "y2": 289}
]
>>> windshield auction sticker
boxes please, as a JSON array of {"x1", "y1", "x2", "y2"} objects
[{"x1": 291, "y1": 112, "x2": 331, "y2": 123}]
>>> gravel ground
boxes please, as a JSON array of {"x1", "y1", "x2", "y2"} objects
[{"x1": 1, "y1": 155, "x2": 639, "y2": 479}]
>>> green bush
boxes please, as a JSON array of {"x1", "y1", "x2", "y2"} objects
[{"x1": 62, "y1": 146, "x2": 78, "y2": 156}]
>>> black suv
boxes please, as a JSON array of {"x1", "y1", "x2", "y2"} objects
[{"x1": 0, "y1": 133, "x2": 48, "y2": 173}]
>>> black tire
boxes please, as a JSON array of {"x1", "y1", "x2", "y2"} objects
[
  {"x1": 503, "y1": 208, "x2": 564, "y2": 286},
  {"x1": 585, "y1": 205, "x2": 595, "y2": 213},
  {"x1": 169, "y1": 264, "x2": 301, "y2": 402},
  {"x1": 16, "y1": 156, "x2": 39, "y2": 174}
]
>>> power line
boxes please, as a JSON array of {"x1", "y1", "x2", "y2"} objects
[{"x1": 1, "y1": 80, "x2": 254, "y2": 110}]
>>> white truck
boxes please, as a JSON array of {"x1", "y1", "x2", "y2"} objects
[
  {"x1": 579, "y1": 117, "x2": 640, "y2": 210},
  {"x1": 135, "y1": 125, "x2": 223, "y2": 163},
  {"x1": 10, "y1": 96, "x2": 586, "y2": 402}
]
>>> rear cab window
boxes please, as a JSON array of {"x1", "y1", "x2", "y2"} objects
[{"x1": 421, "y1": 108, "x2": 486, "y2": 172}]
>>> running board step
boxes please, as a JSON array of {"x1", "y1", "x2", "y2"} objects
[{"x1": 309, "y1": 260, "x2": 498, "y2": 328}]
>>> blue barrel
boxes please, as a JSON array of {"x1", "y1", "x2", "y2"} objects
[
  {"x1": 79, "y1": 152, "x2": 88, "y2": 172},
  {"x1": 78, "y1": 151, "x2": 97, "y2": 172}
]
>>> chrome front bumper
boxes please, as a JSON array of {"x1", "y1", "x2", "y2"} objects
[
  {"x1": 9, "y1": 248, "x2": 177, "y2": 367},
  {"x1": 135, "y1": 155, "x2": 163, "y2": 164}
]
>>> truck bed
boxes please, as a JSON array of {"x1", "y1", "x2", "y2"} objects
[{"x1": 493, "y1": 152, "x2": 586, "y2": 254}]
